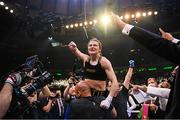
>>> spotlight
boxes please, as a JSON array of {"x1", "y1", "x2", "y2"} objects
[
  {"x1": 131, "y1": 14, "x2": 135, "y2": 18},
  {"x1": 136, "y1": 12, "x2": 141, "y2": 18},
  {"x1": 148, "y1": 11, "x2": 152, "y2": 16},
  {"x1": 74, "y1": 23, "x2": 78, "y2": 27},
  {"x1": 142, "y1": 12, "x2": 146, "y2": 17},
  {"x1": 84, "y1": 21, "x2": 88, "y2": 25},
  {"x1": 89, "y1": 21, "x2": 93, "y2": 25},
  {"x1": 70, "y1": 24, "x2": 74, "y2": 28},
  {"x1": 79, "y1": 23, "x2": 83, "y2": 26},
  {"x1": 10, "y1": 9, "x2": 13, "y2": 13},
  {"x1": 100, "y1": 15, "x2": 111, "y2": 25},
  {"x1": 0, "y1": 1, "x2": 4, "y2": 6},
  {"x1": 154, "y1": 11, "x2": 158, "y2": 15},
  {"x1": 125, "y1": 14, "x2": 130, "y2": 19},
  {"x1": 5, "y1": 6, "x2": 9, "y2": 10},
  {"x1": 65, "y1": 25, "x2": 69, "y2": 29}
]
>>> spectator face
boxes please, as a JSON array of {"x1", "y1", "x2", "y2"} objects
[
  {"x1": 159, "y1": 79, "x2": 170, "y2": 88},
  {"x1": 147, "y1": 78, "x2": 157, "y2": 87}
]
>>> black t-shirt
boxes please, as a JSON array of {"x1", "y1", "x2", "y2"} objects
[
  {"x1": 48, "y1": 98, "x2": 65, "y2": 119},
  {"x1": 37, "y1": 97, "x2": 49, "y2": 119},
  {"x1": 112, "y1": 85, "x2": 129, "y2": 119},
  {"x1": 68, "y1": 96, "x2": 112, "y2": 119}
]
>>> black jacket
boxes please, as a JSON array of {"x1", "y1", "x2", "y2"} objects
[{"x1": 129, "y1": 26, "x2": 180, "y2": 118}]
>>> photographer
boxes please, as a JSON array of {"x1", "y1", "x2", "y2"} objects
[
  {"x1": 0, "y1": 55, "x2": 54, "y2": 119},
  {"x1": 63, "y1": 76, "x2": 78, "y2": 101}
]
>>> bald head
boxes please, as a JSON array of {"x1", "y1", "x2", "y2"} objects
[{"x1": 75, "y1": 81, "x2": 91, "y2": 97}]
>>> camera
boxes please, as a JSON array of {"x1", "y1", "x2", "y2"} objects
[
  {"x1": 4, "y1": 55, "x2": 54, "y2": 118},
  {"x1": 15, "y1": 71, "x2": 53, "y2": 98}
]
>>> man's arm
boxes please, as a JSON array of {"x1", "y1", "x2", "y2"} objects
[
  {"x1": 159, "y1": 28, "x2": 180, "y2": 45},
  {"x1": 129, "y1": 26, "x2": 180, "y2": 64},
  {"x1": 147, "y1": 86, "x2": 170, "y2": 98},
  {"x1": 0, "y1": 83, "x2": 13, "y2": 118},
  {"x1": 41, "y1": 85, "x2": 52, "y2": 96},
  {"x1": 111, "y1": 13, "x2": 180, "y2": 64}
]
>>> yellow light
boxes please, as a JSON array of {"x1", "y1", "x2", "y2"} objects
[
  {"x1": 154, "y1": 11, "x2": 158, "y2": 15},
  {"x1": 70, "y1": 24, "x2": 74, "y2": 28},
  {"x1": 142, "y1": 12, "x2": 146, "y2": 17},
  {"x1": 148, "y1": 11, "x2": 152, "y2": 16},
  {"x1": 75, "y1": 23, "x2": 78, "y2": 27},
  {"x1": 79, "y1": 23, "x2": 83, "y2": 26},
  {"x1": 100, "y1": 15, "x2": 111, "y2": 25},
  {"x1": 131, "y1": 14, "x2": 135, "y2": 18},
  {"x1": 84, "y1": 21, "x2": 88, "y2": 25},
  {"x1": 125, "y1": 14, "x2": 130, "y2": 19},
  {"x1": 89, "y1": 21, "x2": 93, "y2": 25},
  {"x1": 0, "y1": 1, "x2": 4, "y2": 6},
  {"x1": 136, "y1": 12, "x2": 141, "y2": 18},
  {"x1": 66, "y1": 25, "x2": 69, "y2": 29}
]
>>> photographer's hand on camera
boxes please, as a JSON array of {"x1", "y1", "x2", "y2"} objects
[{"x1": 5, "y1": 72, "x2": 23, "y2": 87}]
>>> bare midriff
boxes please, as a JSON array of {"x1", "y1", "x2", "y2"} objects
[{"x1": 84, "y1": 79, "x2": 106, "y2": 91}]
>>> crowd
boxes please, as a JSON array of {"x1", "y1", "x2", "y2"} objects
[{"x1": 0, "y1": 13, "x2": 179, "y2": 119}]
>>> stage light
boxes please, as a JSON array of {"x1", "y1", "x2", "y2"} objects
[
  {"x1": 131, "y1": 14, "x2": 135, "y2": 18},
  {"x1": 100, "y1": 15, "x2": 111, "y2": 25},
  {"x1": 154, "y1": 11, "x2": 158, "y2": 15},
  {"x1": 65, "y1": 25, "x2": 69, "y2": 29},
  {"x1": 84, "y1": 21, "x2": 88, "y2": 25},
  {"x1": 79, "y1": 23, "x2": 83, "y2": 26},
  {"x1": 125, "y1": 14, "x2": 130, "y2": 19},
  {"x1": 5, "y1": 6, "x2": 9, "y2": 10},
  {"x1": 0, "y1": 1, "x2": 4, "y2": 6},
  {"x1": 10, "y1": 9, "x2": 13, "y2": 13},
  {"x1": 142, "y1": 12, "x2": 147, "y2": 17},
  {"x1": 148, "y1": 11, "x2": 152, "y2": 16},
  {"x1": 70, "y1": 24, "x2": 74, "y2": 28},
  {"x1": 89, "y1": 21, "x2": 93, "y2": 25},
  {"x1": 136, "y1": 12, "x2": 141, "y2": 18},
  {"x1": 74, "y1": 23, "x2": 78, "y2": 27}
]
